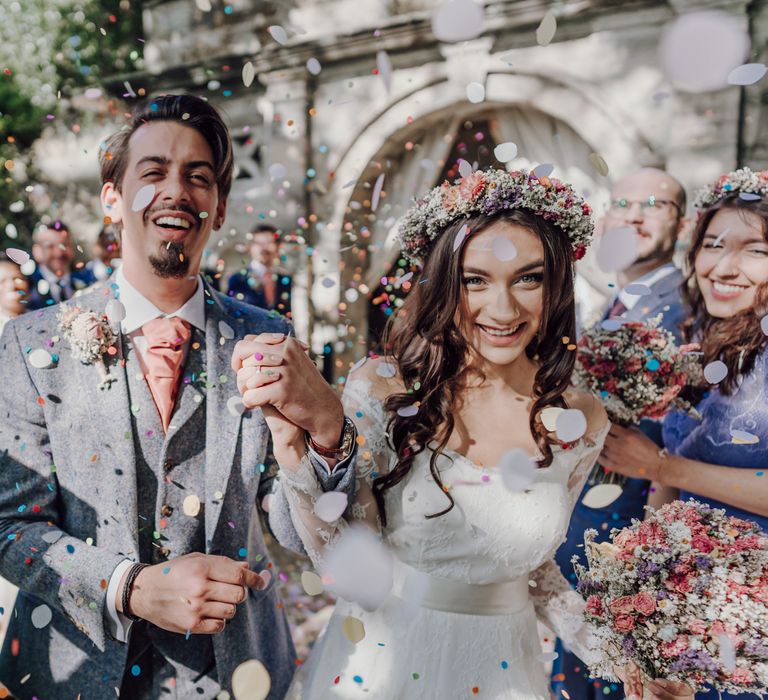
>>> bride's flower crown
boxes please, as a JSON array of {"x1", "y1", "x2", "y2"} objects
[
  {"x1": 693, "y1": 166, "x2": 768, "y2": 210},
  {"x1": 397, "y1": 168, "x2": 594, "y2": 266}
]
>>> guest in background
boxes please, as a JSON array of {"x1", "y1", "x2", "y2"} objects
[
  {"x1": 227, "y1": 224, "x2": 292, "y2": 317},
  {"x1": 601, "y1": 168, "x2": 768, "y2": 700},
  {"x1": 0, "y1": 254, "x2": 29, "y2": 332},
  {"x1": 27, "y1": 221, "x2": 95, "y2": 309},
  {"x1": 86, "y1": 225, "x2": 121, "y2": 282},
  {"x1": 552, "y1": 168, "x2": 689, "y2": 700}
]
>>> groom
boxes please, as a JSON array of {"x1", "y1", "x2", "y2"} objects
[{"x1": 0, "y1": 95, "x2": 356, "y2": 699}]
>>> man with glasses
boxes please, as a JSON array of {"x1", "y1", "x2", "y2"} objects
[{"x1": 551, "y1": 168, "x2": 689, "y2": 700}]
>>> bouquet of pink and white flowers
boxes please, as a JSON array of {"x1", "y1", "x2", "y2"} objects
[
  {"x1": 574, "y1": 316, "x2": 702, "y2": 427},
  {"x1": 574, "y1": 499, "x2": 768, "y2": 693}
]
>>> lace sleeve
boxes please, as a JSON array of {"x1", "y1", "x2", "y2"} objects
[
  {"x1": 274, "y1": 360, "x2": 393, "y2": 569},
  {"x1": 529, "y1": 423, "x2": 610, "y2": 666}
]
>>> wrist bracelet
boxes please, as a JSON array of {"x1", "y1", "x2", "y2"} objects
[{"x1": 122, "y1": 562, "x2": 149, "y2": 622}]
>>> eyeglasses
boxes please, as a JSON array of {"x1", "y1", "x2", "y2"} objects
[{"x1": 608, "y1": 196, "x2": 682, "y2": 218}]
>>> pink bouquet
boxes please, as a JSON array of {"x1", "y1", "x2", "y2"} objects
[
  {"x1": 574, "y1": 316, "x2": 702, "y2": 427},
  {"x1": 574, "y1": 499, "x2": 768, "y2": 693}
]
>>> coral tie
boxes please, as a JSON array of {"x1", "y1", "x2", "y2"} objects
[{"x1": 141, "y1": 316, "x2": 191, "y2": 432}]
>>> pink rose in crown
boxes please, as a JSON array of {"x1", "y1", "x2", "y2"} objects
[
  {"x1": 632, "y1": 591, "x2": 656, "y2": 616},
  {"x1": 608, "y1": 596, "x2": 636, "y2": 616},
  {"x1": 613, "y1": 614, "x2": 636, "y2": 633}
]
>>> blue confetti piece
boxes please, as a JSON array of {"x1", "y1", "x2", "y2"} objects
[
  {"x1": 501, "y1": 660, "x2": 508, "y2": 669},
  {"x1": 757, "y1": 471, "x2": 765, "y2": 477},
  {"x1": 353, "y1": 676, "x2": 363, "y2": 684},
  {"x1": 646, "y1": 358, "x2": 660, "y2": 371},
  {"x1": 66, "y1": 544, "x2": 75, "y2": 553},
  {"x1": 131, "y1": 664, "x2": 141, "y2": 677},
  {"x1": 185, "y1": 629, "x2": 191, "y2": 640},
  {"x1": 238, "y1": 547, "x2": 247, "y2": 557},
  {"x1": 162, "y1": 567, "x2": 171, "y2": 575},
  {"x1": 17, "y1": 505, "x2": 26, "y2": 513}
]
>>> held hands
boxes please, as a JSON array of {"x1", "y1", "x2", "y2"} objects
[
  {"x1": 121, "y1": 553, "x2": 270, "y2": 635},
  {"x1": 617, "y1": 662, "x2": 694, "y2": 700},
  {"x1": 600, "y1": 425, "x2": 665, "y2": 482},
  {"x1": 231, "y1": 333, "x2": 345, "y2": 467}
]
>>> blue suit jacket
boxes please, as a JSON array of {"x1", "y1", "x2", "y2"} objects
[
  {"x1": 227, "y1": 269, "x2": 292, "y2": 317},
  {"x1": 26, "y1": 266, "x2": 97, "y2": 310}
]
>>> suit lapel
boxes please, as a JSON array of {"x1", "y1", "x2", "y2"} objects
[{"x1": 168, "y1": 326, "x2": 206, "y2": 433}]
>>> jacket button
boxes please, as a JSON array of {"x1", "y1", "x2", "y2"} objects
[
  {"x1": 163, "y1": 460, "x2": 174, "y2": 472},
  {"x1": 161, "y1": 504, "x2": 174, "y2": 517}
]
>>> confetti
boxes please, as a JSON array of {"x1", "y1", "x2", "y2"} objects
[
  {"x1": 493, "y1": 142, "x2": 518, "y2": 163},
  {"x1": 555, "y1": 408, "x2": 587, "y2": 443},
  {"x1": 588, "y1": 152, "x2": 609, "y2": 176},
  {"x1": 596, "y1": 226, "x2": 638, "y2": 273},
  {"x1": 717, "y1": 634, "x2": 736, "y2": 673},
  {"x1": 727, "y1": 63, "x2": 767, "y2": 86},
  {"x1": 131, "y1": 184, "x2": 156, "y2": 212},
  {"x1": 458, "y1": 158, "x2": 474, "y2": 178},
  {"x1": 301, "y1": 570, "x2": 324, "y2": 595},
  {"x1": 182, "y1": 494, "x2": 201, "y2": 517},
  {"x1": 491, "y1": 236, "x2": 517, "y2": 262},
  {"x1": 624, "y1": 283, "x2": 651, "y2": 296},
  {"x1": 536, "y1": 10, "x2": 557, "y2": 46},
  {"x1": 371, "y1": 173, "x2": 385, "y2": 212},
  {"x1": 532, "y1": 163, "x2": 554, "y2": 178},
  {"x1": 30, "y1": 604, "x2": 52, "y2": 629},
  {"x1": 540, "y1": 406, "x2": 563, "y2": 432},
  {"x1": 242, "y1": 62, "x2": 255, "y2": 88},
  {"x1": 466, "y1": 81, "x2": 485, "y2": 104},
  {"x1": 321, "y1": 277, "x2": 336, "y2": 288},
  {"x1": 377, "y1": 50, "x2": 393, "y2": 92},
  {"x1": 268, "y1": 25, "x2": 289, "y2": 45},
  {"x1": 537, "y1": 650, "x2": 559, "y2": 663},
  {"x1": 730, "y1": 429, "x2": 758, "y2": 445},
  {"x1": 105, "y1": 299, "x2": 126, "y2": 325},
  {"x1": 28, "y1": 349, "x2": 54, "y2": 369},
  {"x1": 376, "y1": 362, "x2": 398, "y2": 378},
  {"x1": 5, "y1": 223, "x2": 18, "y2": 239},
  {"x1": 703, "y1": 360, "x2": 728, "y2": 384},
  {"x1": 453, "y1": 223, "x2": 470, "y2": 252},
  {"x1": 431, "y1": 0, "x2": 484, "y2": 43},
  {"x1": 313, "y1": 492, "x2": 348, "y2": 522},
  {"x1": 307, "y1": 57, "x2": 322, "y2": 75},
  {"x1": 218, "y1": 321, "x2": 235, "y2": 339},
  {"x1": 581, "y1": 483, "x2": 623, "y2": 509},
  {"x1": 5, "y1": 248, "x2": 29, "y2": 265},
  {"x1": 231, "y1": 659, "x2": 271, "y2": 700},
  {"x1": 195, "y1": 0, "x2": 211, "y2": 10},
  {"x1": 269, "y1": 163, "x2": 287, "y2": 179},
  {"x1": 761, "y1": 315, "x2": 768, "y2": 335},
  {"x1": 499, "y1": 449, "x2": 537, "y2": 492},
  {"x1": 342, "y1": 616, "x2": 366, "y2": 643},
  {"x1": 397, "y1": 404, "x2": 419, "y2": 417},
  {"x1": 227, "y1": 396, "x2": 246, "y2": 417}
]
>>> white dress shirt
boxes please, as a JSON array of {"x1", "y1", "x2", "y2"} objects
[
  {"x1": 616, "y1": 262, "x2": 678, "y2": 312},
  {"x1": 39, "y1": 266, "x2": 72, "y2": 303}
]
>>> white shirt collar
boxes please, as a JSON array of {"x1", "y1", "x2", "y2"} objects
[
  {"x1": 40, "y1": 266, "x2": 70, "y2": 287},
  {"x1": 618, "y1": 262, "x2": 678, "y2": 310},
  {"x1": 115, "y1": 267, "x2": 206, "y2": 335}
]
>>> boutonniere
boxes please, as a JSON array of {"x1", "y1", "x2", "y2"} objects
[{"x1": 58, "y1": 304, "x2": 118, "y2": 389}]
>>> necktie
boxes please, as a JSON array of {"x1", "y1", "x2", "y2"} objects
[
  {"x1": 263, "y1": 271, "x2": 277, "y2": 308},
  {"x1": 607, "y1": 297, "x2": 627, "y2": 319},
  {"x1": 141, "y1": 316, "x2": 192, "y2": 432}
]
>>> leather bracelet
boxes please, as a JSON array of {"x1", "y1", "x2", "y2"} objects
[
  {"x1": 122, "y1": 562, "x2": 149, "y2": 622},
  {"x1": 306, "y1": 416, "x2": 355, "y2": 460}
]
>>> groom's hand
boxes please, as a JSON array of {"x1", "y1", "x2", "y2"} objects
[{"x1": 123, "y1": 553, "x2": 270, "y2": 634}]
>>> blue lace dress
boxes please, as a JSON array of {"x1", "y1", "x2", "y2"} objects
[{"x1": 662, "y1": 347, "x2": 768, "y2": 700}]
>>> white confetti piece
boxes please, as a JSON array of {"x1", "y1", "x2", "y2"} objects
[
  {"x1": 195, "y1": 0, "x2": 211, "y2": 10},
  {"x1": 5, "y1": 248, "x2": 29, "y2": 265},
  {"x1": 377, "y1": 50, "x2": 393, "y2": 92},
  {"x1": 458, "y1": 159, "x2": 474, "y2": 178},
  {"x1": 582, "y1": 483, "x2": 623, "y2": 509},
  {"x1": 307, "y1": 57, "x2": 322, "y2": 75},
  {"x1": 727, "y1": 63, "x2": 767, "y2": 86},
  {"x1": 218, "y1": 321, "x2": 235, "y2": 340},
  {"x1": 268, "y1": 162, "x2": 287, "y2": 179},
  {"x1": 376, "y1": 361, "x2": 397, "y2": 378},
  {"x1": 28, "y1": 349, "x2": 54, "y2": 369},
  {"x1": 499, "y1": 449, "x2": 537, "y2": 492},
  {"x1": 41, "y1": 530, "x2": 64, "y2": 544},
  {"x1": 344, "y1": 288, "x2": 359, "y2": 303},
  {"x1": 183, "y1": 494, "x2": 201, "y2": 517},
  {"x1": 227, "y1": 396, "x2": 246, "y2": 417},
  {"x1": 704, "y1": 360, "x2": 728, "y2": 384},
  {"x1": 268, "y1": 25, "x2": 288, "y2": 45},
  {"x1": 717, "y1": 634, "x2": 736, "y2": 673},
  {"x1": 394, "y1": 271, "x2": 414, "y2": 289},
  {"x1": 624, "y1": 283, "x2": 651, "y2": 296},
  {"x1": 589, "y1": 152, "x2": 609, "y2": 176},
  {"x1": 5, "y1": 223, "x2": 18, "y2": 239},
  {"x1": 540, "y1": 407, "x2": 563, "y2": 432},
  {"x1": 536, "y1": 650, "x2": 559, "y2": 663},
  {"x1": 397, "y1": 404, "x2": 419, "y2": 417},
  {"x1": 600, "y1": 319, "x2": 625, "y2": 332},
  {"x1": 301, "y1": 570, "x2": 324, "y2": 596},
  {"x1": 730, "y1": 429, "x2": 759, "y2": 445},
  {"x1": 242, "y1": 62, "x2": 255, "y2": 87},
  {"x1": 453, "y1": 223, "x2": 470, "y2": 252},
  {"x1": 342, "y1": 616, "x2": 366, "y2": 643},
  {"x1": 493, "y1": 142, "x2": 518, "y2": 163},
  {"x1": 761, "y1": 315, "x2": 768, "y2": 335},
  {"x1": 105, "y1": 299, "x2": 126, "y2": 325},
  {"x1": 533, "y1": 163, "x2": 554, "y2": 178},
  {"x1": 31, "y1": 604, "x2": 53, "y2": 629},
  {"x1": 131, "y1": 184, "x2": 156, "y2": 212},
  {"x1": 321, "y1": 277, "x2": 336, "y2": 288},
  {"x1": 492, "y1": 236, "x2": 517, "y2": 262},
  {"x1": 536, "y1": 10, "x2": 557, "y2": 46},
  {"x1": 313, "y1": 492, "x2": 348, "y2": 522},
  {"x1": 231, "y1": 659, "x2": 271, "y2": 700},
  {"x1": 371, "y1": 173, "x2": 385, "y2": 212},
  {"x1": 420, "y1": 158, "x2": 435, "y2": 170},
  {"x1": 466, "y1": 81, "x2": 485, "y2": 104},
  {"x1": 596, "y1": 226, "x2": 639, "y2": 273},
  {"x1": 431, "y1": 0, "x2": 484, "y2": 43},
  {"x1": 555, "y1": 408, "x2": 587, "y2": 443}
]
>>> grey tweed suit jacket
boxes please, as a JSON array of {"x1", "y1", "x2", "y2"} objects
[{"x1": 0, "y1": 278, "x2": 354, "y2": 699}]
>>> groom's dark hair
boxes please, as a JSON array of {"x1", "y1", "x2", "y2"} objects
[{"x1": 99, "y1": 94, "x2": 234, "y2": 199}]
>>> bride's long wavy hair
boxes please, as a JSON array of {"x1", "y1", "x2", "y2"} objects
[
  {"x1": 373, "y1": 210, "x2": 577, "y2": 525},
  {"x1": 682, "y1": 195, "x2": 768, "y2": 395}
]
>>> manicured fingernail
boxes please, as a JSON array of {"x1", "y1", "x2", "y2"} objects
[
  {"x1": 259, "y1": 570, "x2": 272, "y2": 588},
  {"x1": 270, "y1": 333, "x2": 284, "y2": 338},
  {"x1": 254, "y1": 352, "x2": 263, "y2": 360}
]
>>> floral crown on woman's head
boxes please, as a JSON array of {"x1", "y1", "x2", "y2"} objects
[
  {"x1": 397, "y1": 168, "x2": 594, "y2": 266},
  {"x1": 693, "y1": 166, "x2": 768, "y2": 211}
]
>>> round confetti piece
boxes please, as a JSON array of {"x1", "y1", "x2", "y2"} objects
[
  {"x1": 231, "y1": 659, "x2": 271, "y2": 700},
  {"x1": 537, "y1": 651, "x2": 559, "y2": 663},
  {"x1": 624, "y1": 283, "x2": 651, "y2": 296},
  {"x1": 431, "y1": 0, "x2": 484, "y2": 43},
  {"x1": 458, "y1": 158, "x2": 473, "y2": 178},
  {"x1": 717, "y1": 633, "x2": 736, "y2": 672},
  {"x1": 466, "y1": 81, "x2": 485, "y2": 104},
  {"x1": 703, "y1": 360, "x2": 728, "y2": 384},
  {"x1": 739, "y1": 192, "x2": 762, "y2": 201},
  {"x1": 492, "y1": 236, "x2": 517, "y2": 262},
  {"x1": 131, "y1": 184, "x2": 156, "y2": 212},
  {"x1": 376, "y1": 362, "x2": 397, "y2": 379},
  {"x1": 5, "y1": 248, "x2": 29, "y2": 265},
  {"x1": 105, "y1": 299, "x2": 126, "y2": 325},
  {"x1": 321, "y1": 277, "x2": 336, "y2": 288},
  {"x1": 730, "y1": 429, "x2": 759, "y2": 445},
  {"x1": 596, "y1": 226, "x2": 638, "y2": 273},
  {"x1": 493, "y1": 142, "x2": 518, "y2": 163},
  {"x1": 397, "y1": 404, "x2": 419, "y2": 418},
  {"x1": 727, "y1": 62, "x2": 767, "y2": 86},
  {"x1": 28, "y1": 349, "x2": 54, "y2": 369},
  {"x1": 646, "y1": 358, "x2": 660, "y2": 371},
  {"x1": 453, "y1": 223, "x2": 470, "y2": 253},
  {"x1": 31, "y1": 604, "x2": 52, "y2": 629},
  {"x1": 242, "y1": 62, "x2": 255, "y2": 87},
  {"x1": 313, "y1": 492, "x2": 348, "y2": 522},
  {"x1": 5, "y1": 223, "x2": 17, "y2": 239},
  {"x1": 217, "y1": 692, "x2": 231, "y2": 700},
  {"x1": 540, "y1": 406, "x2": 563, "y2": 432},
  {"x1": 182, "y1": 494, "x2": 201, "y2": 517},
  {"x1": 344, "y1": 288, "x2": 359, "y2": 303},
  {"x1": 218, "y1": 321, "x2": 235, "y2": 339},
  {"x1": 555, "y1": 408, "x2": 587, "y2": 443},
  {"x1": 307, "y1": 57, "x2": 322, "y2": 75},
  {"x1": 195, "y1": 0, "x2": 211, "y2": 10},
  {"x1": 131, "y1": 664, "x2": 141, "y2": 677},
  {"x1": 301, "y1": 570, "x2": 324, "y2": 596},
  {"x1": 582, "y1": 483, "x2": 623, "y2": 509},
  {"x1": 761, "y1": 315, "x2": 768, "y2": 336},
  {"x1": 588, "y1": 152, "x2": 609, "y2": 177},
  {"x1": 268, "y1": 162, "x2": 287, "y2": 179},
  {"x1": 268, "y1": 25, "x2": 289, "y2": 45},
  {"x1": 499, "y1": 449, "x2": 537, "y2": 492},
  {"x1": 41, "y1": 530, "x2": 63, "y2": 544},
  {"x1": 227, "y1": 396, "x2": 246, "y2": 417},
  {"x1": 600, "y1": 319, "x2": 624, "y2": 332},
  {"x1": 199, "y1": 211, "x2": 209, "y2": 219},
  {"x1": 536, "y1": 10, "x2": 557, "y2": 46},
  {"x1": 533, "y1": 163, "x2": 554, "y2": 178},
  {"x1": 342, "y1": 616, "x2": 366, "y2": 643}
]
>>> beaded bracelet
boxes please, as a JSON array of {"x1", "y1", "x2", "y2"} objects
[{"x1": 122, "y1": 562, "x2": 149, "y2": 622}]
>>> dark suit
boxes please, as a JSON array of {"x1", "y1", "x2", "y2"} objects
[
  {"x1": 227, "y1": 268, "x2": 292, "y2": 317},
  {"x1": 27, "y1": 266, "x2": 96, "y2": 310},
  {"x1": 552, "y1": 264, "x2": 686, "y2": 700}
]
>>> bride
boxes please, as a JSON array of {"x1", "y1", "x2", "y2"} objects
[{"x1": 239, "y1": 169, "x2": 635, "y2": 698}]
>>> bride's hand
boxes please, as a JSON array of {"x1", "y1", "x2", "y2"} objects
[
  {"x1": 642, "y1": 678, "x2": 694, "y2": 700},
  {"x1": 614, "y1": 662, "x2": 694, "y2": 700}
]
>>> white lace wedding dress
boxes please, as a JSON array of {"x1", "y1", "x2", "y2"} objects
[{"x1": 278, "y1": 363, "x2": 610, "y2": 699}]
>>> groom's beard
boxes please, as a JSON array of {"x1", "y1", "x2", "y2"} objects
[{"x1": 150, "y1": 242, "x2": 190, "y2": 279}]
